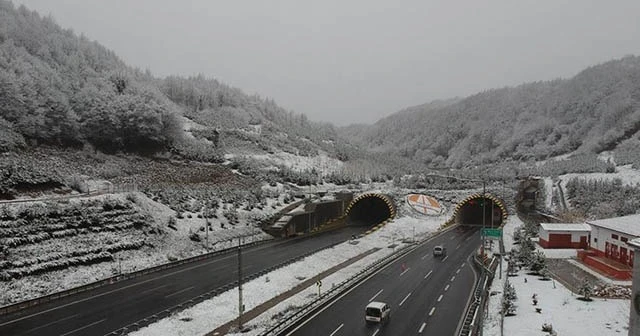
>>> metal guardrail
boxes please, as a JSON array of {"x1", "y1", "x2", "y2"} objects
[
  {"x1": 0, "y1": 237, "x2": 271, "y2": 317},
  {"x1": 257, "y1": 243, "x2": 417, "y2": 336},
  {"x1": 104, "y1": 240, "x2": 345, "y2": 336},
  {"x1": 458, "y1": 254, "x2": 498, "y2": 336}
]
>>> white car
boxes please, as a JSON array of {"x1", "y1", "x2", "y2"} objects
[
  {"x1": 433, "y1": 245, "x2": 446, "y2": 257},
  {"x1": 365, "y1": 301, "x2": 390, "y2": 324}
]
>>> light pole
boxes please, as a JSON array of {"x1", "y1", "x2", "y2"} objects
[{"x1": 237, "y1": 237, "x2": 244, "y2": 331}]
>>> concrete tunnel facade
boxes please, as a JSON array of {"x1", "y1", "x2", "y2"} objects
[
  {"x1": 453, "y1": 193, "x2": 507, "y2": 227},
  {"x1": 345, "y1": 193, "x2": 396, "y2": 227}
]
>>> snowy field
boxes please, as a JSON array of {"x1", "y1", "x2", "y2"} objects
[
  {"x1": 131, "y1": 214, "x2": 448, "y2": 336},
  {"x1": 483, "y1": 216, "x2": 630, "y2": 336}
]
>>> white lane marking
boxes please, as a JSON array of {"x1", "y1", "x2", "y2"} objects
[
  {"x1": 60, "y1": 318, "x2": 106, "y2": 336},
  {"x1": 372, "y1": 329, "x2": 380, "y2": 336},
  {"x1": 400, "y1": 267, "x2": 410, "y2": 276},
  {"x1": 370, "y1": 289, "x2": 384, "y2": 302},
  {"x1": 141, "y1": 284, "x2": 169, "y2": 295},
  {"x1": 424, "y1": 270, "x2": 433, "y2": 279},
  {"x1": 419, "y1": 322, "x2": 426, "y2": 333},
  {"x1": 456, "y1": 244, "x2": 461, "y2": 250},
  {"x1": 451, "y1": 276, "x2": 456, "y2": 282},
  {"x1": 24, "y1": 314, "x2": 79, "y2": 333},
  {"x1": 465, "y1": 236, "x2": 471, "y2": 241},
  {"x1": 329, "y1": 323, "x2": 344, "y2": 336},
  {"x1": 165, "y1": 286, "x2": 195, "y2": 298},
  {"x1": 437, "y1": 294, "x2": 443, "y2": 302},
  {"x1": 429, "y1": 307, "x2": 436, "y2": 316},
  {"x1": 461, "y1": 262, "x2": 466, "y2": 267},
  {"x1": 0, "y1": 250, "x2": 243, "y2": 327},
  {"x1": 456, "y1": 268, "x2": 461, "y2": 274},
  {"x1": 444, "y1": 284, "x2": 450, "y2": 291},
  {"x1": 449, "y1": 236, "x2": 455, "y2": 240},
  {"x1": 441, "y1": 256, "x2": 448, "y2": 262},
  {"x1": 399, "y1": 292, "x2": 412, "y2": 306},
  {"x1": 421, "y1": 253, "x2": 429, "y2": 260}
]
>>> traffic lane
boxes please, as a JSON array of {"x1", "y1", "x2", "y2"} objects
[
  {"x1": 1, "y1": 226, "x2": 366, "y2": 335},
  {"x1": 421, "y1": 262, "x2": 476, "y2": 336},
  {"x1": 388, "y1": 232, "x2": 479, "y2": 335},
  {"x1": 287, "y1": 227, "x2": 478, "y2": 336}
]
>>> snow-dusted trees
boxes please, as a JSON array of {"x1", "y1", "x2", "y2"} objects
[{"x1": 566, "y1": 177, "x2": 640, "y2": 219}]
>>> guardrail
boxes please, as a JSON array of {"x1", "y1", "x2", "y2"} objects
[
  {"x1": 458, "y1": 254, "x2": 498, "y2": 336},
  {"x1": 0, "y1": 236, "x2": 271, "y2": 317},
  {"x1": 105, "y1": 240, "x2": 345, "y2": 335},
  {"x1": 257, "y1": 242, "x2": 417, "y2": 336}
]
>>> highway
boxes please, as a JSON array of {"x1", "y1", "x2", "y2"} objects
[
  {"x1": 0, "y1": 226, "x2": 364, "y2": 336},
  {"x1": 286, "y1": 226, "x2": 480, "y2": 336}
]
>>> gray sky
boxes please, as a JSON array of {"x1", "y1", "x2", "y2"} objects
[{"x1": 12, "y1": 0, "x2": 640, "y2": 125}]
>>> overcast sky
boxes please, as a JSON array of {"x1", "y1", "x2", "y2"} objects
[{"x1": 12, "y1": 0, "x2": 640, "y2": 125}]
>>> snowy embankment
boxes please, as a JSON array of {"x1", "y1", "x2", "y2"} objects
[
  {"x1": 131, "y1": 215, "x2": 447, "y2": 336},
  {"x1": 483, "y1": 216, "x2": 630, "y2": 336}
]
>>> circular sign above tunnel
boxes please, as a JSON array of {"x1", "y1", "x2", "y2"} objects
[{"x1": 406, "y1": 194, "x2": 444, "y2": 216}]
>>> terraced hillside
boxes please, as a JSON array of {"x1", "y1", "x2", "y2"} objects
[{"x1": 0, "y1": 198, "x2": 151, "y2": 281}]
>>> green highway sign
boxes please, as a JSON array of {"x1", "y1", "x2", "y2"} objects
[{"x1": 483, "y1": 228, "x2": 502, "y2": 238}]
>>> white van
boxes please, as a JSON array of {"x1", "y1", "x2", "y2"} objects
[
  {"x1": 365, "y1": 301, "x2": 390, "y2": 324},
  {"x1": 433, "y1": 245, "x2": 446, "y2": 257}
]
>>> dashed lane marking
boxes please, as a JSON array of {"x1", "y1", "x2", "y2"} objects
[
  {"x1": 437, "y1": 294, "x2": 443, "y2": 302},
  {"x1": 165, "y1": 286, "x2": 195, "y2": 298},
  {"x1": 424, "y1": 270, "x2": 433, "y2": 279},
  {"x1": 419, "y1": 322, "x2": 426, "y2": 333},
  {"x1": 399, "y1": 292, "x2": 412, "y2": 306},
  {"x1": 24, "y1": 314, "x2": 79, "y2": 334},
  {"x1": 369, "y1": 289, "x2": 383, "y2": 302},
  {"x1": 429, "y1": 307, "x2": 436, "y2": 316},
  {"x1": 329, "y1": 323, "x2": 344, "y2": 336},
  {"x1": 444, "y1": 284, "x2": 450, "y2": 291},
  {"x1": 60, "y1": 318, "x2": 105, "y2": 336}
]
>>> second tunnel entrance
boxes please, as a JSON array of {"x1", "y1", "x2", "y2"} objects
[{"x1": 345, "y1": 193, "x2": 396, "y2": 227}]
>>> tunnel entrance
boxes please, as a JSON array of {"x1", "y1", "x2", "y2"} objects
[
  {"x1": 345, "y1": 193, "x2": 396, "y2": 227},
  {"x1": 454, "y1": 193, "x2": 507, "y2": 227}
]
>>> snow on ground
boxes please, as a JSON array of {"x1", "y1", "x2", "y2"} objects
[
  {"x1": 227, "y1": 151, "x2": 344, "y2": 175},
  {"x1": 542, "y1": 177, "x2": 554, "y2": 211},
  {"x1": 483, "y1": 216, "x2": 630, "y2": 336},
  {"x1": 558, "y1": 164, "x2": 640, "y2": 188},
  {"x1": 131, "y1": 214, "x2": 448, "y2": 336}
]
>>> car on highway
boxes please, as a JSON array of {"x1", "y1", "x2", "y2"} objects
[
  {"x1": 365, "y1": 301, "x2": 390, "y2": 324},
  {"x1": 433, "y1": 245, "x2": 446, "y2": 257}
]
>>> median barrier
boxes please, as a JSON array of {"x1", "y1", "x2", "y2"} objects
[{"x1": 0, "y1": 237, "x2": 271, "y2": 317}]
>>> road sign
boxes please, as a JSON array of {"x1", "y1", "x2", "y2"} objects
[{"x1": 483, "y1": 228, "x2": 502, "y2": 238}]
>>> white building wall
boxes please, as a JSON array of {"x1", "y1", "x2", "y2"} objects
[{"x1": 589, "y1": 225, "x2": 636, "y2": 254}]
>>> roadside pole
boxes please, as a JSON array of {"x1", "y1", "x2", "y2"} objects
[{"x1": 237, "y1": 237, "x2": 244, "y2": 331}]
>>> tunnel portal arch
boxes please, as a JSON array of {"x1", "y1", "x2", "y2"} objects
[
  {"x1": 345, "y1": 193, "x2": 396, "y2": 227},
  {"x1": 453, "y1": 193, "x2": 508, "y2": 227}
]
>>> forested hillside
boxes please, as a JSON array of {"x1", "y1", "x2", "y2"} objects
[
  {"x1": 0, "y1": 1, "x2": 351, "y2": 163},
  {"x1": 353, "y1": 56, "x2": 640, "y2": 168}
]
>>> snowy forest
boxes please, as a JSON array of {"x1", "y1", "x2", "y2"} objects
[{"x1": 350, "y1": 56, "x2": 640, "y2": 169}]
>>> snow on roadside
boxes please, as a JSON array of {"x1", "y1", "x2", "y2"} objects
[
  {"x1": 130, "y1": 214, "x2": 447, "y2": 336},
  {"x1": 483, "y1": 215, "x2": 630, "y2": 336}
]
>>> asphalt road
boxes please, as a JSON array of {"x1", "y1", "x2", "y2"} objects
[
  {"x1": 0, "y1": 226, "x2": 364, "y2": 336},
  {"x1": 286, "y1": 226, "x2": 480, "y2": 336}
]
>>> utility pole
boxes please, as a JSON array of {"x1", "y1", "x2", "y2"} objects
[
  {"x1": 482, "y1": 179, "x2": 486, "y2": 257},
  {"x1": 237, "y1": 237, "x2": 244, "y2": 331}
]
